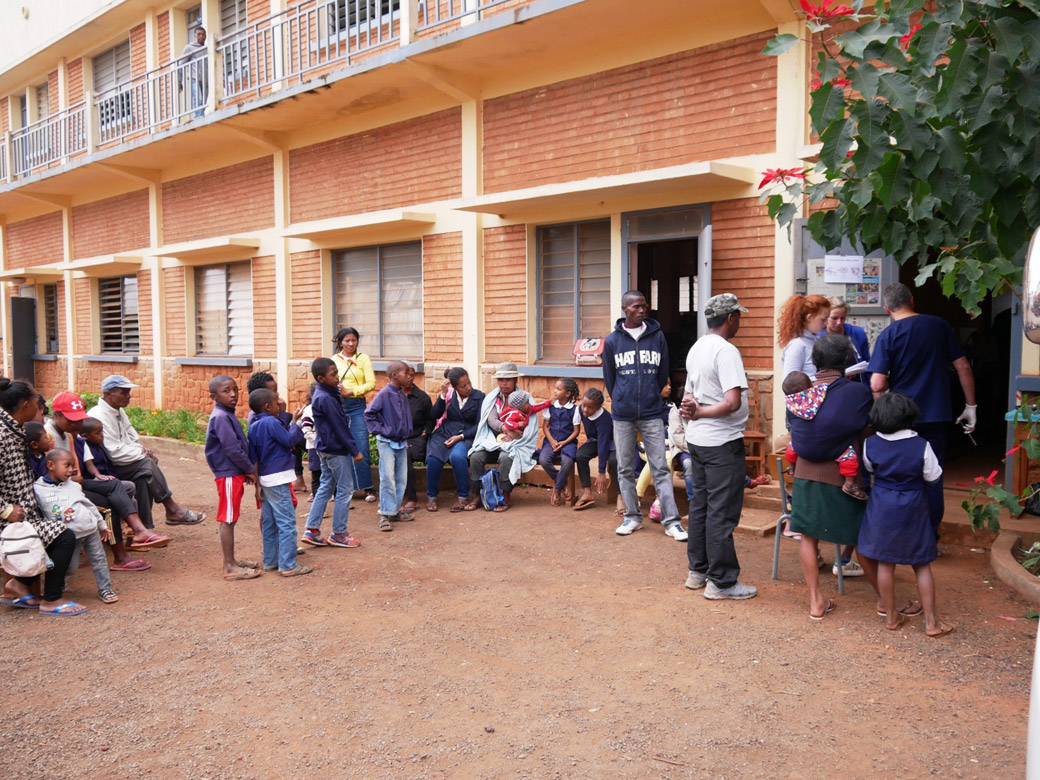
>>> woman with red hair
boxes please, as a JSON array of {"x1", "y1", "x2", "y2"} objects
[{"x1": 778, "y1": 294, "x2": 831, "y2": 380}]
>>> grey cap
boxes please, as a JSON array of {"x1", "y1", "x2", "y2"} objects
[
  {"x1": 101, "y1": 374, "x2": 139, "y2": 392},
  {"x1": 508, "y1": 390, "x2": 530, "y2": 408},
  {"x1": 703, "y1": 293, "x2": 749, "y2": 318},
  {"x1": 493, "y1": 361, "x2": 520, "y2": 379}
]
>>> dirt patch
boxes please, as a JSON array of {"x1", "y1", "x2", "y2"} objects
[{"x1": 0, "y1": 453, "x2": 1031, "y2": 779}]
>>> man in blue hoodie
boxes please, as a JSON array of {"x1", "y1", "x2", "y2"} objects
[{"x1": 602, "y1": 290, "x2": 687, "y2": 542}]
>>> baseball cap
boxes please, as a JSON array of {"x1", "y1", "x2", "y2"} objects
[
  {"x1": 52, "y1": 392, "x2": 89, "y2": 421},
  {"x1": 703, "y1": 293, "x2": 749, "y2": 318},
  {"x1": 101, "y1": 374, "x2": 139, "y2": 392}
]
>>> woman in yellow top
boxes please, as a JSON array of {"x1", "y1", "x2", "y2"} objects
[{"x1": 332, "y1": 327, "x2": 377, "y2": 500}]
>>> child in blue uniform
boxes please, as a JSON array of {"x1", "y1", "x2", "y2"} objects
[
  {"x1": 536, "y1": 378, "x2": 581, "y2": 506},
  {"x1": 859, "y1": 393, "x2": 955, "y2": 637}
]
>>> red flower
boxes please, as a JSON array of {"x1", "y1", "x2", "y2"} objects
[
  {"x1": 800, "y1": 0, "x2": 855, "y2": 21},
  {"x1": 1006, "y1": 445, "x2": 1022, "y2": 457},
  {"x1": 759, "y1": 168, "x2": 808, "y2": 189},
  {"x1": 810, "y1": 73, "x2": 850, "y2": 91},
  {"x1": 955, "y1": 470, "x2": 1000, "y2": 488},
  {"x1": 832, "y1": 78, "x2": 850, "y2": 87},
  {"x1": 810, "y1": 78, "x2": 822, "y2": 91},
  {"x1": 900, "y1": 23, "x2": 922, "y2": 49}
]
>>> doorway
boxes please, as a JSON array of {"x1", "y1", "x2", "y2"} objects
[
  {"x1": 632, "y1": 238, "x2": 699, "y2": 383},
  {"x1": 10, "y1": 296, "x2": 37, "y2": 385}
]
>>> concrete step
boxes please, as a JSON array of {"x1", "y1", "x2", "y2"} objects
[
  {"x1": 742, "y1": 491, "x2": 783, "y2": 512},
  {"x1": 755, "y1": 483, "x2": 781, "y2": 499},
  {"x1": 736, "y1": 506, "x2": 779, "y2": 537}
]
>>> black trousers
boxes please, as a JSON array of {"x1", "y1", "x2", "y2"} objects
[
  {"x1": 468, "y1": 448, "x2": 515, "y2": 496},
  {"x1": 112, "y1": 458, "x2": 171, "y2": 529},
  {"x1": 686, "y1": 438, "x2": 745, "y2": 589},
  {"x1": 404, "y1": 435, "x2": 427, "y2": 503},
  {"x1": 575, "y1": 440, "x2": 619, "y2": 489},
  {"x1": 17, "y1": 528, "x2": 77, "y2": 603},
  {"x1": 82, "y1": 478, "x2": 138, "y2": 544}
]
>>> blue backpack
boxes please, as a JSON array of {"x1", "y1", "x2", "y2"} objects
[{"x1": 480, "y1": 468, "x2": 505, "y2": 511}]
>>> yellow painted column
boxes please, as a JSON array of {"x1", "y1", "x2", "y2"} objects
[
  {"x1": 460, "y1": 100, "x2": 484, "y2": 374},
  {"x1": 149, "y1": 183, "x2": 164, "y2": 408},
  {"x1": 610, "y1": 212, "x2": 623, "y2": 322},
  {"x1": 60, "y1": 208, "x2": 74, "y2": 389},
  {"x1": 273, "y1": 149, "x2": 291, "y2": 399},
  {"x1": 0, "y1": 220, "x2": 8, "y2": 376}
]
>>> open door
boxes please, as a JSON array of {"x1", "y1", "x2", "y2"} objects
[{"x1": 10, "y1": 297, "x2": 36, "y2": 384}]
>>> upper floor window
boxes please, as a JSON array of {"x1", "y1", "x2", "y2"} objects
[
  {"x1": 220, "y1": 0, "x2": 248, "y2": 35},
  {"x1": 186, "y1": 5, "x2": 203, "y2": 35},
  {"x1": 537, "y1": 220, "x2": 611, "y2": 362},
  {"x1": 333, "y1": 242, "x2": 422, "y2": 359},
  {"x1": 99, "y1": 275, "x2": 140, "y2": 354},
  {"x1": 93, "y1": 41, "x2": 132, "y2": 133},
  {"x1": 42, "y1": 283, "x2": 59, "y2": 354},
  {"x1": 327, "y1": 0, "x2": 399, "y2": 34},
  {"x1": 195, "y1": 263, "x2": 252, "y2": 355},
  {"x1": 34, "y1": 83, "x2": 49, "y2": 122}
]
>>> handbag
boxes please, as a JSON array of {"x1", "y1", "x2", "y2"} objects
[
  {"x1": 573, "y1": 337, "x2": 605, "y2": 366},
  {"x1": 0, "y1": 521, "x2": 48, "y2": 577}
]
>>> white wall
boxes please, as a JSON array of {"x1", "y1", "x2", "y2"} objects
[{"x1": 0, "y1": 1, "x2": 124, "y2": 74}]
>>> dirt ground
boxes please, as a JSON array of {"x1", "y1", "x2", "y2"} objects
[{"x1": 0, "y1": 451, "x2": 1034, "y2": 780}]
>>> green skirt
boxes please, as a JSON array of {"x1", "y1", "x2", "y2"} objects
[{"x1": 789, "y1": 478, "x2": 865, "y2": 546}]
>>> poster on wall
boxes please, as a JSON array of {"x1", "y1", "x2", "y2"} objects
[{"x1": 808, "y1": 256, "x2": 882, "y2": 308}]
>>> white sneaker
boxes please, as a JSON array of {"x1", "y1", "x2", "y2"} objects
[
  {"x1": 832, "y1": 560, "x2": 865, "y2": 577},
  {"x1": 664, "y1": 522, "x2": 688, "y2": 542},
  {"x1": 703, "y1": 581, "x2": 758, "y2": 600},
  {"x1": 615, "y1": 518, "x2": 643, "y2": 536},
  {"x1": 685, "y1": 571, "x2": 707, "y2": 590}
]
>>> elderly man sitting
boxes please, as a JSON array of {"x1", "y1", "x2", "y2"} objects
[{"x1": 88, "y1": 375, "x2": 206, "y2": 528}]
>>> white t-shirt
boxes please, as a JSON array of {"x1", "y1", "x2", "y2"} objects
[
  {"x1": 781, "y1": 330, "x2": 818, "y2": 380},
  {"x1": 683, "y1": 334, "x2": 749, "y2": 447},
  {"x1": 622, "y1": 322, "x2": 647, "y2": 341}
]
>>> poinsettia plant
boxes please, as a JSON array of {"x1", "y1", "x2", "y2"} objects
[
  {"x1": 960, "y1": 420, "x2": 1040, "y2": 532},
  {"x1": 760, "y1": 0, "x2": 1040, "y2": 316}
]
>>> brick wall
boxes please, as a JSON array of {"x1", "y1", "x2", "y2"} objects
[
  {"x1": 289, "y1": 251, "x2": 322, "y2": 360},
  {"x1": 247, "y1": 0, "x2": 270, "y2": 23},
  {"x1": 421, "y1": 232, "x2": 463, "y2": 362},
  {"x1": 163, "y1": 267, "x2": 187, "y2": 355},
  {"x1": 130, "y1": 24, "x2": 147, "y2": 76},
  {"x1": 73, "y1": 278, "x2": 91, "y2": 353},
  {"x1": 0, "y1": 97, "x2": 7, "y2": 134},
  {"x1": 160, "y1": 359, "x2": 250, "y2": 414},
  {"x1": 75, "y1": 360, "x2": 156, "y2": 410},
  {"x1": 47, "y1": 71, "x2": 59, "y2": 114},
  {"x1": 483, "y1": 225, "x2": 527, "y2": 362},
  {"x1": 161, "y1": 157, "x2": 275, "y2": 244},
  {"x1": 483, "y1": 32, "x2": 777, "y2": 192},
  {"x1": 157, "y1": 11, "x2": 170, "y2": 64},
  {"x1": 137, "y1": 269, "x2": 153, "y2": 354},
  {"x1": 289, "y1": 108, "x2": 462, "y2": 223},
  {"x1": 5, "y1": 212, "x2": 64, "y2": 267},
  {"x1": 67, "y1": 59, "x2": 84, "y2": 105},
  {"x1": 34, "y1": 357, "x2": 67, "y2": 399},
  {"x1": 252, "y1": 256, "x2": 276, "y2": 358},
  {"x1": 71, "y1": 189, "x2": 150, "y2": 258},
  {"x1": 710, "y1": 197, "x2": 775, "y2": 371}
]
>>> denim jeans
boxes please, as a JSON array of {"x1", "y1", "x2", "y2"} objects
[
  {"x1": 261, "y1": 482, "x2": 299, "y2": 571},
  {"x1": 342, "y1": 398, "x2": 373, "y2": 491},
  {"x1": 427, "y1": 440, "x2": 470, "y2": 499},
  {"x1": 68, "y1": 530, "x2": 113, "y2": 594},
  {"x1": 686, "y1": 438, "x2": 745, "y2": 589},
  {"x1": 613, "y1": 417, "x2": 681, "y2": 525},
  {"x1": 537, "y1": 443, "x2": 575, "y2": 492},
  {"x1": 678, "y1": 451, "x2": 694, "y2": 504},
  {"x1": 377, "y1": 439, "x2": 408, "y2": 516},
  {"x1": 306, "y1": 451, "x2": 355, "y2": 536}
]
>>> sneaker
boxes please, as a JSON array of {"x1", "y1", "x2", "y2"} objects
[
  {"x1": 301, "y1": 530, "x2": 328, "y2": 547},
  {"x1": 664, "y1": 522, "x2": 688, "y2": 542},
  {"x1": 327, "y1": 533, "x2": 360, "y2": 548},
  {"x1": 703, "y1": 581, "x2": 758, "y2": 600},
  {"x1": 615, "y1": 518, "x2": 643, "y2": 536},
  {"x1": 684, "y1": 571, "x2": 707, "y2": 590},
  {"x1": 832, "y1": 559, "x2": 865, "y2": 577}
]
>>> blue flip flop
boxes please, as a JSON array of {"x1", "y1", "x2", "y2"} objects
[
  {"x1": 1, "y1": 595, "x2": 40, "y2": 609},
  {"x1": 39, "y1": 601, "x2": 87, "y2": 616}
]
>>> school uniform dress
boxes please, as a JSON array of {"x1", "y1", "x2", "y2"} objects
[
  {"x1": 857, "y1": 431, "x2": 942, "y2": 565},
  {"x1": 536, "y1": 401, "x2": 580, "y2": 491}
]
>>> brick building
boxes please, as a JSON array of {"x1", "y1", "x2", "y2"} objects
[{"x1": 0, "y1": 0, "x2": 815, "y2": 443}]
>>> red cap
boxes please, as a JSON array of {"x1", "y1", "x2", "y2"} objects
[{"x1": 52, "y1": 392, "x2": 89, "y2": 421}]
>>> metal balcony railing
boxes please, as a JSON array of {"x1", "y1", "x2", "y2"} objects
[
  {"x1": 0, "y1": 138, "x2": 6, "y2": 181},
  {"x1": 9, "y1": 102, "x2": 87, "y2": 178},
  {"x1": 416, "y1": 0, "x2": 514, "y2": 31},
  {"x1": 217, "y1": 0, "x2": 398, "y2": 100},
  {"x1": 95, "y1": 56, "x2": 208, "y2": 146}
]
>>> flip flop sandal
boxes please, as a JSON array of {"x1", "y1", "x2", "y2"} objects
[
  {"x1": 166, "y1": 509, "x2": 206, "y2": 525},
  {"x1": 110, "y1": 559, "x2": 152, "y2": 571},
  {"x1": 40, "y1": 601, "x2": 87, "y2": 616},
  {"x1": 842, "y1": 484, "x2": 869, "y2": 501},
  {"x1": 0, "y1": 595, "x2": 40, "y2": 609},
  {"x1": 809, "y1": 599, "x2": 835, "y2": 620},
  {"x1": 885, "y1": 613, "x2": 908, "y2": 631},
  {"x1": 428, "y1": 500, "x2": 441, "y2": 512},
  {"x1": 280, "y1": 565, "x2": 314, "y2": 577},
  {"x1": 379, "y1": 517, "x2": 393, "y2": 532},
  {"x1": 394, "y1": 513, "x2": 415, "y2": 522},
  {"x1": 926, "y1": 623, "x2": 957, "y2": 638},
  {"x1": 573, "y1": 498, "x2": 596, "y2": 511},
  {"x1": 127, "y1": 533, "x2": 170, "y2": 550},
  {"x1": 877, "y1": 600, "x2": 924, "y2": 618},
  {"x1": 99, "y1": 589, "x2": 119, "y2": 604},
  {"x1": 236, "y1": 559, "x2": 260, "y2": 570},
  {"x1": 223, "y1": 568, "x2": 262, "y2": 581},
  {"x1": 463, "y1": 501, "x2": 481, "y2": 512},
  {"x1": 364, "y1": 492, "x2": 378, "y2": 503},
  {"x1": 402, "y1": 502, "x2": 419, "y2": 513}
]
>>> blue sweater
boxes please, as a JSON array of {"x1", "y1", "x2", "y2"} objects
[
  {"x1": 580, "y1": 408, "x2": 615, "y2": 474},
  {"x1": 248, "y1": 413, "x2": 304, "y2": 478},
  {"x1": 205, "y1": 403, "x2": 253, "y2": 478},
  {"x1": 312, "y1": 382, "x2": 360, "y2": 457},
  {"x1": 601, "y1": 317, "x2": 670, "y2": 422},
  {"x1": 75, "y1": 436, "x2": 116, "y2": 477},
  {"x1": 364, "y1": 384, "x2": 413, "y2": 442}
]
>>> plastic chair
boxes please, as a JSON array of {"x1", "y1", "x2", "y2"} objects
[{"x1": 772, "y1": 454, "x2": 844, "y2": 595}]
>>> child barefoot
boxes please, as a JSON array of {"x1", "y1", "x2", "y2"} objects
[
  {"x1": 204, "y1": 375, "x2": 261, "y2": 581},
  {"x1": 783, "y1": 370, "x2": 867, "y2": 501},
  {"x1": 535, "y1": 379, "x2": 581, "y2": 506},
  {"x1": 859, "y1": 392, "x2": 955, "y2": 637}
]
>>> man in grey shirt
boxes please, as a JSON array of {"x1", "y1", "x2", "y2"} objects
[{"x1": 179, "y1": 26, "x2": 209, "y2": 116}]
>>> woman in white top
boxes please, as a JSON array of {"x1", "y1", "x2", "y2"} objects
[{"x1": 778, "y1": 294, "x2": 831, "y2": 380}]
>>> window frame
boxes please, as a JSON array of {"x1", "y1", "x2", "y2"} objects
[
  {"x1": 193, "y1": 262, "x2": 253, "y2": 357},
  {"x1": 97, "y1": 275, "x2": 140, "y2": 355},
  {"x1": 535, "y1": 218, "x2": 612, "y2": 364},
  {"x1": 93, "y1": 39, "x2": 133, "y2": 133},
  {"x1": 331, "y1": 240, "x2": 423, "y2": 360},
  {"x1": 41, "y1": 283, "x2": 59, "y2": 354},
  {"x1": 326, "y1": 0, "x2": 400, "y2": 38}
]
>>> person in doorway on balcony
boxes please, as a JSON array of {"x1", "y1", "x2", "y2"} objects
[
  {"x1": 88, "y1": 375, "x2": 207, "y2": 528},
  {"x1": 821, "y1": 297, "x2": 871, "y2": 383},
  {"x1": 332, "y1": 327, "x2": 377, "y2": 504},
  {"x1": 179, "y1": 26, "x2": 209, "y2": 117},
  {"x1": 778, "y1": 294, "x2": 831, "y2": 381},
  {"x1": 867, "y1": 282, "x2": 977, "y2": 530},
  {"x1": 399, "y1": 366, "x2": 434, "y2": 514},
  {"x1": 426, "y1": 368, "x2": 485, "y2": 513},
  {"x1": 602, "y1": 290, "x2": 687, "y2": 543},
  {"x1": 466, "y1": 362, "x2": 541, "y2": 512}
]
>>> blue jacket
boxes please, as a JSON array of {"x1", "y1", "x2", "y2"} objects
[
  {"x1": 248, "y1": 413, "x2": 304, "y2": 478},
  {"x1": 601, "y1": 317, "x2": 670, "y2": 422},
  {"x1": 312, "y1": 382, "x2": 360, "y2": 457},
  {"x1": 580, "y1": 408, "x2": 615, "y2": 474},
  {"x1": 364, "y1": 384, "x2": 413, "y2": 442},
  {"x1": 205, "y1": 403, "x2": 253, "y2": 478},
  {"x1": 75, "y1": 436, "x2": 115, "y2": 477}
]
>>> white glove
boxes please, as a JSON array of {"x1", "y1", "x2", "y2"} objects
[{"x1": 955, "y1": 404, "x2": 977, "y2": 434}]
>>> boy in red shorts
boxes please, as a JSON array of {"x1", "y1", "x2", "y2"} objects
[{"x1": 204, "y1": 375, "x2": 261, "y2": 580}]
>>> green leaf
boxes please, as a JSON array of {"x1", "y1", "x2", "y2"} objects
[
  {"x1": 819, "y1": 118, "x2": 855, "y2": 169},
  {"x1": 914, "y1": 21, "x2": 954, "y2": 78},
  {"x1": 877, "y1": 71, "x2": 917, "y2": 112},
  {"x1": 762, "y1": 34, "x2": 800, "y2": 57},
  {"x1": 935, "y1": 38, "x2": 979, "y2": 115},
  {"x1": 809, "y1": 83, "x2": 846, "y2": 135},
  {"x1": 889, "y1": 112, "x2": 932, "y2": 156},
  {"x1": 850, "y1": 62, "x2": 881, "y2": 102},
  {"x1": 991, "y1": 16, "x2": 1028, "y2": 62}
]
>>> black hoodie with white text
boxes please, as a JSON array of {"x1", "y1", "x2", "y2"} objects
[{"x1": 601, "y1": 317, "x2": 670, "y2": 422}]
